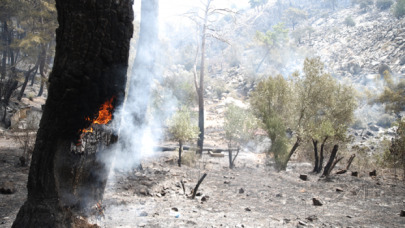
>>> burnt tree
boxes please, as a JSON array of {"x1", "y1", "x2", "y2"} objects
[{"x1": 12, "y1": 0, "x2": 134, "y2": 227}]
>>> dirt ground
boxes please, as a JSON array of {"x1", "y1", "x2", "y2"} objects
[{"x1": 1, "y1": 134, "x2": 404, "y2": 228}]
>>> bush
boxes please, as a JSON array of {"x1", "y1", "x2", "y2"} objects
[
  {"x1": 392, "y1": 0, "x2": 405, "y2": 18},
  {"x1": 376, "y1": 114, "x2": 394, "y2": 127},
  {"x1": 352, "y1": 118, "x2": 366, "y2": 129},
  {"x1": 344, "y1": 15, "x2": 356, "y2": 27},
  {"x1": 376, "y1": 0, "x2": 393, "y2": 10},
  {"x1": 27, "y1": 93, "x2": 35, "y2": 101}
]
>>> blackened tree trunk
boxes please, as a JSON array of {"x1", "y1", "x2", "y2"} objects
[
  {"x1": 178, "y1": 140, "x2": 183, "y2": 167},
  {"x1": 37, "y1": 45, "x2": 47, "y2": 97},
  {"x1": 196, "y1": 0, "x2": 210, "y2": 155},
  {"x1": 229, "y1": 148, "x2": 233, "y2": 169},
  {"x1": 18, "y1": 63, "x2": 39, "y2": 101},
  {"x1": 12, "y1": 1, "x2": 134, "y2": 227},
  {"x1": 317, "y1": 136, "x2": 328, "y2": 173},
  {"x1": 312, "y1": 139, "x2": 319, "y2": 173},
  {"x1": 322, "y1": 145, "x2": 339, "y2": 176}
]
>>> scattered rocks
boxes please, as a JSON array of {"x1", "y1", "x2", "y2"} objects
[
  {"x1": 0, "y1": 182, "x2": 15, "y2": 194},
  {"x1": 336, "y1": 169, "x2": 347, "y2": 175},
  {"x1": 244, "y1": 207, "x2": 251, "y2": 211},
  {"x1": 299, "y1": 220, "x2": 308, "y2": 226},
  {"x1": 306, "y1": 215, "x2": 318, "y2": 222},
  {"x1": 312, "y1": 197, "x2": 323, "y2": 206},
  {"x1": 224, "y1": 181, "x2": 231, "y2": 184},
  {"x1": 336, "y1": 188, "x2": 344, "y2": 192},
  {"x1": 299, "y1": 174, "x2": 308, "y2": 181},
  {"x1": 201, "y1": 196, "x2": 209, "y2": 202},
  {"x1": 276, "y1": 193, "x2": 283, "y2": 198},
  {"x1": 239, "y1": 188, "x2": 245, "y2": 194},
  {"x1": 139, "y1": 211, "x2": 148, "y2": 217}
]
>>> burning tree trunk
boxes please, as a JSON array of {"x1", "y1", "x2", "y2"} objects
[{"x1": 12, "y1": 1, "x2": 134, "y2": 227}]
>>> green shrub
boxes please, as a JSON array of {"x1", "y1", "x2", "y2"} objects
[
  {"x1": 376, "y1": 0, "x2": 393, "y2": 10},
  {"x1": 27, "y1": 93, "x2": 35, "y2": 101},
  {"x1": 392, "y1": 0, "x2": 405, "y2": 18},
  {"x1": 344, "y1": 15, "x2": 356, "y2": 27}
]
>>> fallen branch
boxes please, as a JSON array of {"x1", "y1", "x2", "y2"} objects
[
  {"x1": 191, "y1": 173, "x2": 207, "y2": 199},
  {"x1": 180, "y1": 180, "x2": 186, "y2": 195},
  {"x1": 327, "y1": 156, "x2": 344, "y2": 176},
  {"x1": 336, "y1": 154, "x2": 356, "y2": 175},
  {"x1": 155, "y1": 146, "x2": 237, "y2": 152}
]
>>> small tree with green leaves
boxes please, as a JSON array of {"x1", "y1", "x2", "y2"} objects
[
  {"x1": 291, "y1": 57, "x2": 357, "y2": 173},
  {"x1": 254, "y1": 22, "x2": 289, "y2": 71},
  {"x1": 392, "y1": 0, "x2": 405, "y2": 18},
  {"x1": 283, "y1": 7, "x2": 308, "y2": 30},
  {"x1": 250, "y1": 74, "x2": 296, "y2": 170},
  {"x1": 344, "y1": 15, "x2": 356, "y2": 27},
  {"x1": 166, "y1": 107, "x2": 200, "y2": 167},
  {"x1": 224, "y1": 104, "x2": 260, "y2": 169},
  {"x1": 372, "y1": 70, "x2": 405, "y2": 115}
]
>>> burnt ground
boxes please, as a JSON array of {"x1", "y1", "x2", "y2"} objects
[{"x1": 1, "y1": 134, "x2": 404, "y2": 228}]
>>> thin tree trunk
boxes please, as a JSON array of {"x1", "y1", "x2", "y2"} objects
[
  {"x1": 322, "y1": 145, "x2": 339, "y2": 176},
  {"x1": 345, "y1": 154, "x2": 356, "y2": 170},
  {"x1": 231, "y1": 146, "x2": 240, "y2": 168},
  {"x1": 312, "y1": 139, "x2": 319, "y2": 173},
  {"x1": 12, "y1": 1, "x2": 134, "y2": 227},
  {"x1": 18, "y1": 64, "x2": 38, "y2": 101},
  {"x1": 178, "y1": 140, "x2": 182, "y2": 167},
  {"x1": 317, "y1": 136, "x2": 328, "y2": 173},
  {"x1": 255, "y1": 48, "x2": 270, "y2": 72},
  {"x1": 328, "y1": 156, "x2": 344, "y2": 176},
  {"x1": 229, "y1": 145, "x2": 233, "y2": 169},
  {"x1": 191, "y1": 173, "x2": 207, "y2": 199},
  {"x1": 285, "y1": 137, "x2": 301, "y2": 165},
  {"x1": 197, "y1": 0, "x2": 210, "y2": 155},
  {"x1": 30, "y1": 66, "x2": 38, "y2": 86}
]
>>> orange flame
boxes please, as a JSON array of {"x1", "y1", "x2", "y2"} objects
[{"x1": 78, "y1": 96, "x2": 115, "y2": 136}]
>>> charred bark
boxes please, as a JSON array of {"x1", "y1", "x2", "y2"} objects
[
  {"x1": 317, "y1": 137, "x2": 328, "y2": 173},
  {"x1": 322, "y1": 145, "x2": 339, "y2": 176},
  {"x1": 312, "y1": 139, "x2": 319, "y2": 173},
  {"x1": 18, "y1": 63, "x2": 38, "y2": 101},
  {"x1": 196, "y1": 0, "x2": 211, "y2": 155},
  {"x1": 12, "y1": 1, "x2": 134, "y2": 227},
  {"x1": 178, "y1": 140, "x2": 182, "y2": 167}
]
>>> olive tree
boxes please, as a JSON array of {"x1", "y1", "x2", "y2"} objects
[
  {"x1": 293, "y1": 57, "x2": 357, "y2": 173},
  {"x1": 166, "y1": 107, "x2": 200, "y2": 167},
  {"x1": 251, "y1": 57, "x2": 357, "y2": 171},
  {"x1": 224, "y1": 104, "x2": 259, "y2": 169},
  {"x1": 250, "y1": 74, "x2": 296, "y2": 170}
]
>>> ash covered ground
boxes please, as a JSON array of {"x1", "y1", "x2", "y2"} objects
[{"x1": 1, "y1": 137, "x2": 404, "y2": 228}]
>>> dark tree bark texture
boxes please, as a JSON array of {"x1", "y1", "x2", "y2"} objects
[
  {"x1": 322, "y1": 145, "x2": 339, "y2": 176},
  {"x1": 12, "y1": 1, "x2": 134, "y2": 227},
  {"x1": 312, "y1": 139, "x2": 319, "y2": 173}
]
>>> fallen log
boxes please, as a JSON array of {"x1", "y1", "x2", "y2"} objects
[
  {"x1": 336, "y1": 154, "x2": 356, "y2": 175},
  {"x1": 154, "y1": 146, "x2": 238, "y2": 152}
]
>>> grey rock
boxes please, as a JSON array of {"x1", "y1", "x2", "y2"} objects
[
  {"x1": 312, "y1": 197, "x2": 323, "y2": 206},
  {"x1": 0, "y1": 182, "x2": 15, "y2": 194}
]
